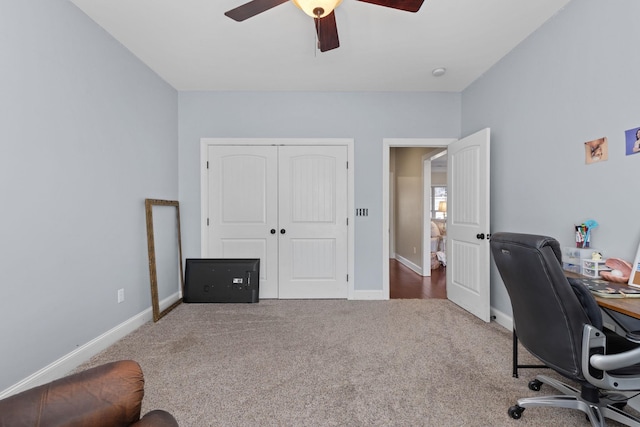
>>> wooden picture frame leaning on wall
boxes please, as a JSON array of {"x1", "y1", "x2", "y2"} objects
[{"x1": 145, "y1": 199, "x2": 184, "y2": 322}]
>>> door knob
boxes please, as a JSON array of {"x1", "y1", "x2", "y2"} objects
[
  {"x1": 280, "y1": 229, "x2": 286, "y2": 234},
  {"x1": 476, "y1": 233, "x2": 485, "y2": 240},
  {"x1": 270, "y1": 229, "x2": 276, "y2": 234}
]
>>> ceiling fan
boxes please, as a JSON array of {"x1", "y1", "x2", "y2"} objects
[{"x1": 224, "y1": 0, "x2": 425, "y2": 52}]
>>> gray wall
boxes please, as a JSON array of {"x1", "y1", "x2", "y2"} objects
[
  {"x1": 178, "y1": 92, "x2": 461, "y2": 290},
  {"x1": 462, "y1": 0, "x2": 640, "y2": 318},
  {"x1": 0, "y1": 1, "x2": 178, "y2": 391}
]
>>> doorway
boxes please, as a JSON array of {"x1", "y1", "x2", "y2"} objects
[
  {"x1": 389, "y1": 258, "x2": 446, "y2": 298},
  {"x1": 389, "y1": 150, "x2": 448, "y2": 299},
  {"x1": 383, "y1": 138, "x2": 455, "y2": 299}
]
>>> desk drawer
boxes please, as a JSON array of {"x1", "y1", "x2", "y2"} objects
[
  {"x1": 563, "y1": 262, "x2": 582, "y2": 275},
  {"x1": 584, "y1": 268, "x2": 599, "y2": 278}
]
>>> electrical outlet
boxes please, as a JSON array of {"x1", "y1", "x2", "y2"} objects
[
  {"x1": 413, "y1": 247, "x2": 417, "y2": 254},
  {"x1": 117, "y1": 288, "x2": 125, "y2": 304}
]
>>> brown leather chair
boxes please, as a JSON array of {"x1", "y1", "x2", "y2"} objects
[{"x1": 0, "y1": 360, "x2": 178, "y2": 427}]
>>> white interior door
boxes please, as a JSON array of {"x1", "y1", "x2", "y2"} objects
[
  {"x1": 446, "y1": 128, "x2": 491, "y2": 322},
  {"x1": 207, "y1": 146, "x2": 279, "y2": 298},
  {"x1": 278, "y1": 146, "x2": 348, "y2": 298},
  {"x1": 207, "y1": 144, "x2": 348, "y2": 299}
]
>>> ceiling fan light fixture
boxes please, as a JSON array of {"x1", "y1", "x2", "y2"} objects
[{"x1": 292, "y1": 0, "x2": 342, "y2": 18}]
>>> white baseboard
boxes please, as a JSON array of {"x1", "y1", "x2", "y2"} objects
[
  {"x1": 395, "y1": 254, "x2": 423, "y2": 276},
  {"x1": 350, "y1": 289, "x2": 388, "y2": 300},
  {"x1": 0, "y1": 293, "x2": 180, "y2": 399},
  {"x1": 490, "y1": 307, "x2": 513, "y2": 331}
]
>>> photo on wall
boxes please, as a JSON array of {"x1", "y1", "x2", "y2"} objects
[
  {"x1": 631, "y1": 242, "x2": 640, "y2": 288},
  {"x1": 625, "y1": 126, "x2": 640, "y2": 156},
  {"x1": 584, "y1": 137, "x2": 608, "y2": 164}
]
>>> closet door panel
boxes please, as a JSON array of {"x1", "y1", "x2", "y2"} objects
[
  {"x1": 207, "y1": 146, "x2": 279, "y2": 298},
  {"x1": 278, "y1": 146, "x2": 348, "y2": 299},
  {"x1": 207, "y1": 144, "x2": 349, "y2": 299}
]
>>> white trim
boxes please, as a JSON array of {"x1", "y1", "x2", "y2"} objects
[
  {"x1": 346, "y1": 141, "x2": 355, "y2": 300},
  {"x1": 200, "y1": 141, "x2": 209, "y2": 257},
  {"x1": 382, "y1": 138, "x2": 456, "y2": 300},
  {"x1": 200, "y1": 138, "x2": 355, "y2": 299},
  {"x1": 490, "y1": 307, "x2": 512, "y2": 331},
  {"x1": 395, "y1": 254, "x2": 423, "y2": 276},
  {"x1": 200, "y1": 138, "x2": 353, "y2": 147},
  {"x1": 159, "y1": 292, "x2": 182, "y2": 311},
  {"x1": 0, "y1": 311, "x2": 149, "y2": 398},
  {"x1": 421, "y1": 155, "x2": 432, "y2": 277},
  {"x1": 351, "y1": 289, "x2": 387, "y2": 300},
  {"x1": 389, "y1": 171, "x2": 395, "y2": 259},
  {"x1": 0, "y1": 292, "x2": 179, "y2": 399}
]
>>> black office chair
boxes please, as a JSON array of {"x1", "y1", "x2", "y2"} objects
[{"x1": 490, "y1": 232, "x2": 640, "y2": 427}]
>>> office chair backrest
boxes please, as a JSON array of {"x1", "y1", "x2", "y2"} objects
[{"x1": 490, "y1": 232, "x2": 595, "y2": 380}]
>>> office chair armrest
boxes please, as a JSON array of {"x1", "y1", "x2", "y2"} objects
[
  {"x1": 583, "y1": 324, "x2": 640, "y2": 390},
  {"x1": 626, "y1": 330, "x2": 640, "y2": 344},
  {"x1": 584, "y1": 324, "x2": 640, "y2": 370},
  {"x1": 590, "y1": 347, "x2": 640, "y2": 371}
]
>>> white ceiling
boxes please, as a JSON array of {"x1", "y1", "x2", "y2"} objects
[{"x1": 69, "y1": 0, "x2": 571, "y2": 92}]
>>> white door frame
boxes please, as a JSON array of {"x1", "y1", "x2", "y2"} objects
[
  {"x1": 422, "y1": 150, "x2": 447, "y2": 274},
  {"x1": 382, "y1": 138, "x2": 456, "y2": 299},
  {"x1": 421, "y1": 155, "x2": 432, "y2": 277},
  {"x1": 389, "y1": 171, "x2": 395, "y2": 259},
  {"x1": 201, "y1": 138, "x2": 356, "y2": 298}
]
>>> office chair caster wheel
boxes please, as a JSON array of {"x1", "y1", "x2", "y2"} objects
[
  {"x1": 508, "y1": 405, "x2": 524, "y2": 419},
  {"x1": 528, "y1": 379, "x2": 542, "y2": 391}
]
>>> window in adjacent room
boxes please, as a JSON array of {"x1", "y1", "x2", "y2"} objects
[{"x1": 431, "y1": 186, "x2": 447, "y2": 219}]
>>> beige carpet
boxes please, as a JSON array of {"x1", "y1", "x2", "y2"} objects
[{"x1": 75, "y1": 299, "x2": 630, "y2": 426}]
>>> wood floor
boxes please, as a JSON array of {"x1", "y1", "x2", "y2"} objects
[{"x1": 389, "y1": 258, "x2": 447, "y2": 299}]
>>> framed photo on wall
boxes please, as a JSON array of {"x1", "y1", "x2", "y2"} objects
[
  {"x1": 584, "y1": 137, "x2": 609, "y2": 164},
  {"x1": 625, "y1": 126, "x2": 640, "y2": 156},
  {"x1": 630, "y1": 242, "x2": 640, "y2": 288}
]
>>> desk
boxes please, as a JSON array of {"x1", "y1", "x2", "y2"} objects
[
  {"x1": 593, "y1": 293, "x2": 640, "y2": 320},
  {"x1": 566, "y1": 271, "x2": 640, "y2": 319},
  {"x1": 511, "y1": 274, "x2": 640, "y2": 377}
]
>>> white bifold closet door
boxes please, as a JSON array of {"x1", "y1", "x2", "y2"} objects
[{"x1": 207, "y1": 145, "x2": 348, "y2": 299}]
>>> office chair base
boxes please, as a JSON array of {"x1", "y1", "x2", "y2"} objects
[{"x1": 512, "y1": 375, "x2": 640, "y2": 427}]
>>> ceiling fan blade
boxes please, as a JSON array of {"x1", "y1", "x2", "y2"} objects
[
  {"x1": 224, "y1": 0, "x2": 289, "y2": 21},
  {"x1": 314, "y1": 11, "x2": 339, "y2": 52},
  {"x1": 356, "y1": 0, "x2": 424, "y2": 13}
]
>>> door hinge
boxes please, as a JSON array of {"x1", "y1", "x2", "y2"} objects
[
  {"x1": 346, "y1": 161, "x2": 349, "y2": 169},
  {"x1": 347, "y1": 274, "x2": 349, "y2": 282},
  {"x1": 207, "y1": 218, "x2": 209, "y2": 226},
  {"x1": 206, "y1": 161, "x2": 209, "y2": 169},
  {"x1": 346, "y1": 218, "x2": 348, "y2": 226}
]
